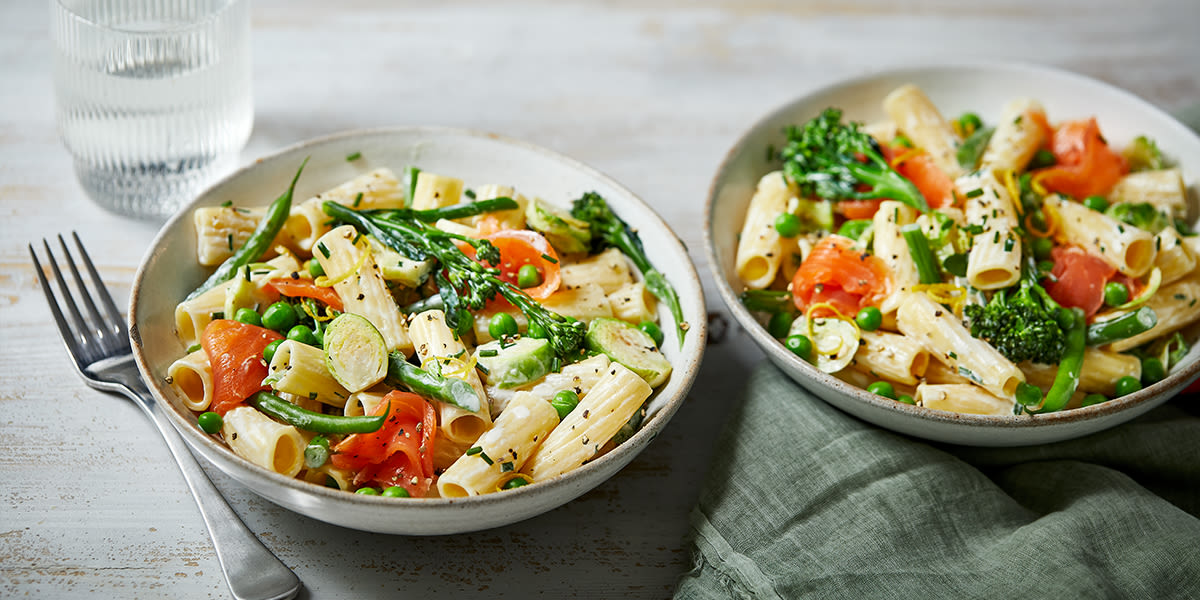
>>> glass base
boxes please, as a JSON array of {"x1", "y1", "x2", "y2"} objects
[{"x1": 74, "y1": 155, "x2": 234, "y2": 221}]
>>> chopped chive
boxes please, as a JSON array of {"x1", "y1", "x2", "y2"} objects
[
  {"x1": 1003, "y1": 236, "x2": 1015, "y2": 252},
  {"x1": 478, "y1": 450, "x2": 494, "y2": 465},
  {"x1": 541, "y1": 254, "x2": 558, "y2": 264},
  {"x1": 479, "y1": 349, "x2": 499, "y2": 357},
  {"x1": 500, "y1": 461, "x2": 514, "y2": 473},
  {"x1": 317, "y1": 242, "x2": 331, "y2": 259},
  {"x1": 227, "y1": 234, "x2": 234, "y2": 251},
  {"x1": 221, "y1": 200, "x2": 233, "y2": 207},
  {"x1": 965, "y1": 188, "x2": 984, "y2": 198},
  {"x1": 186, "y1": 343, "x2": 201, "y2": 353},
  {"x1": 243, "y1": 265, "x2": 252, "y2": 281},
  {"x1": 476, "y1": 363, "x2": 490, "y2": 375},
  {"x1": 465, "y1": 189, "x2": 476, "y2": 199},
  {"x1": 353, "y1": 192, "x2": 363, "y2": 208},
  {"x1": 345, "y1": 152, "x2": 362, "y2": 161}
]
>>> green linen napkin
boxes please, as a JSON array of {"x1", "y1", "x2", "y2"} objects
[{"x1": 676, "y1": 107, "x2": 1200, "y2": 599}]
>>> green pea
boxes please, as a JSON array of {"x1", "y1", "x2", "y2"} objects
[
  {"x1": 866, "y1": 381, "x2": 896, "y2": 399},
  {"x1": 855, "y1": 306, "x2": 883, "y2": 331},
  {"x1": 306, "y1": 258, "x2": 324, "y2": 278},
  {"x1": 1015, "y1": 382, "x2": 1043, "y2": 407},
  {"x1": 382, "y1": 486, "x2": 411, "y2": 498},
  {"x1": 502, "y1": 477, "x2": 529, "y2": 490},
  {"x1": 1082, "y1": 393, "x2": 1109, "y2": 407},
  {"x1": 517, "y1": 264, "x2": 542, "y2": 289},
  {"x1": 896, "y1": 395, "x2": 915, "y2": 405},
  {"x1": 262, "y1": 301, "x2": 297, "y2": 333},
  {"x1": 638, "y1": 321, "x2": 665, "y2": 347},
  {"x1": 767, "y1": 312, "x2": 794, "y2": 338},
  {"x1": 1032, "y1": 237, "x2": 1054, "y2": 261},
  {"x1": 355, "y1": 487, "x2": 379, "y2": 496},
  {"x1": 1029, "y1": 210, "x2": 1048, "y2": 231},
  {"x1": 262, "y1": 339, "x2": 283, "y2": 363},
  {"x1": 1083, "y1": 195, "x2": 1109, "y2": 212},
  {"x1": 1141, "y1": 357, "x2": 1166, "y2": 385},
  {"x1": 1114, "y1": 376, "x2": 1142, "y2": 397},
  {"x1": 1103, "y1": 281, "x2": 1129, "y2": 307},
  {"x1": 1028, "y1": 148, "x2": 1057, "y2": 170},
  {"x1": 774, "y1": 213, "x2": 802, "y2": 237},
  {"x1": 526, "y1": 320, "x2": 547, "y2": 339},
  {"x1": 233, "y1": 307, "x2": 262, "y2": 327},
  {"x1": 550, "y1": 390, "x2": 580, "y2": 419},
  {"x1": 488, "y1": 313, "x2": 519, "y2": 339},
  {"x1": 287, "y1": 324, "x2": 319, "y2": 346},
  {"x1": 957, "y1": 112, "x2": 983, "y2": 133},
  {"x1": 197, "y1": 411, "x2": 223, "y2": 434},
  {"x1": 304, "y1": 436, "x2": 330, "y2": 469},
  {"x1": 785, "y1": 334, "x2": 812, "y2": 360}
]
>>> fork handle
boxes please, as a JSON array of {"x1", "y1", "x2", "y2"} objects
[{"x1": 120, "y1": 377, "x2": 302, "y2": 600}]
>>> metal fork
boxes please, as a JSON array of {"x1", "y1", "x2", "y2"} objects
[{"x1": 30, "y1": 233, "x2": 302, "y2": 600}]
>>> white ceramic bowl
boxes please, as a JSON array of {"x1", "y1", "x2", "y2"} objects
[
  {"x1": 130, "y1": 127, "x2": 706, "y2": 534},
  {"x1": 706, "y1": 61, "x2": 1200, "y2": 446}
]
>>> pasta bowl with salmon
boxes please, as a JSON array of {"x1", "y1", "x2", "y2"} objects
[
  {"x1": 707, "y1": 62, "x2": 1200, "y2": 445},
  {"x1": 129, "y1": 127, "x2": 705, "y2": 534}
]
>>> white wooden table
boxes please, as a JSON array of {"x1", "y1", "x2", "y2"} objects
[{"x1": 3, "y1": 1, "x2": 1198, "y2": 597}]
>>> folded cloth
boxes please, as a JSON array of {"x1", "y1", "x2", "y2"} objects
[
  {"x1": 676, "y1": 106, "x2": 1200, "y2": 599},
  {"x1": 675, "y1": 364, "x2": 1200, "y2": 599}
]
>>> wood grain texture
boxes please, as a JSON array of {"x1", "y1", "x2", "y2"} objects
[{"x1": 2, "y1": 0, "x2": 1198, "y2": 597}]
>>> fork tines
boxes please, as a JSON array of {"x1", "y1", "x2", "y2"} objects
[{"x1": 29, "y1": 232, "x2": 129, "y2": 368}]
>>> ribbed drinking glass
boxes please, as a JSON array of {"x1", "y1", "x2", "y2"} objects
[{"x1": 52, "y1": 0, "x2": 252, "y2": 220}]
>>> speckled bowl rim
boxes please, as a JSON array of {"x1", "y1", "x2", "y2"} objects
[
  {"x1": 705, "y1": 60, "x2": 1200, "y2": 433},
  {"x1": 130, "y1": 126, "x2": 706, "y2": 518}
]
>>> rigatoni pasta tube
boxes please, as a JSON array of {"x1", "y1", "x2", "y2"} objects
[
  {"x1": 1153, "y1": 227, "x2": 1196, "y2": 285},
  {"x1": 896, "y1": 292, "x2": 1024, "y2": 398},
  {"x1": 735, "y1": 171, "x2": 792, "y2": 289},
  {"x1": 407, "y1": 309, "x2": 492, "y2": 445},
  {"x1": 960, "y1": 171, "x2": 1022, "y2": 290},
  {"x1": 883, "y1": 84, "x2": 962, "y2": 179},
  {"x1": 560, "y1": 247, "x2": 634, "y2": 294},
  {"x1": 1107, "y1": 168, "x2": 1187, "y2": 217},
  {"x1": 1048, "y1": 195, "x2": 1156, "y2": 277},
  {"x1": 410, "y1": 171, "x2": 464, "y2": 210},
  {"x1": 873, "y1": 201, "x2": 918, "y2": 314},
  {"x1": 193, "y1": 205, "x2": 288, "y2": 266},
  {"x1": 523, "y1": 363, "x2": 652, "y2": 480},
  {"x1": 540, "y1": 283, "x2": 613, "y2": 323},
  {"x1": 606, "y1": 281, "x2": 658, "y2": 325},
  {"x1": 437, "y1": 392, "x2": 560, "y2": 497},
  {"x1": 221, "y1": 407, "x2": 306, "y2": 477},
  {"x1": 167, "y1": 349, "x2": 213, "y2": 412},
  {"x1": 314, "y1": 225, "x2": 413, "y2": 355},
  {"x1": 916, "y1": 384, "x2": 1012, "y2": 416},
  {"x1": 851, "y1": 330, "x2": 930, "y2": 386},
  {"x1": 1108, "y1": 274, "x2": 1200, "y2": 352},
  {"x1": 1019, "y1": 349, "x2": 1141, "y2": 397},
  {"x1": 264, "y1": 340, "x2": 350, "y2": 407},
  {"x1": 978, "y1": 98, "x2": 1047, "y2": 173},
  {"x1": 283, "y1": 168, "x2": 406, "y2": 252}
]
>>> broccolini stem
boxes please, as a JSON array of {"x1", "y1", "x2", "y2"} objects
[{"x1": 368, "y1": 197, "x2": 518, "y2": 222}]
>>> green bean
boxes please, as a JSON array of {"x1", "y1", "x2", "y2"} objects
[
  {"x1": 187, "y1": 158, "x2": 308, "y2": 300},
  {"x1": 386, "y1": 351, "x2": 481, "y2": 413},
  {"x1": 739, "y1": 289, "x2": 793, "y2": 314},
  {"x1": 369, "y1": 197, "x2": 519, "y2": 222},
  {"x1": 1086, "y1": 306, "x2": 1158, "y2": 346},
  {"x1": 901, "y1": 223, "x2": 940, "y2": 284},
  {"x1": 249, "y1": 391, "x2": 386, "y2": 434}
]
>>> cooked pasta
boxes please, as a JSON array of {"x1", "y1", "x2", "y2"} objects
[
  {"x1": 172, "y1": 162, "x2": 679, "y2": 498},
  {"x1": 734, "y1": 84, "x2": 1195, "y2": 415}
]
